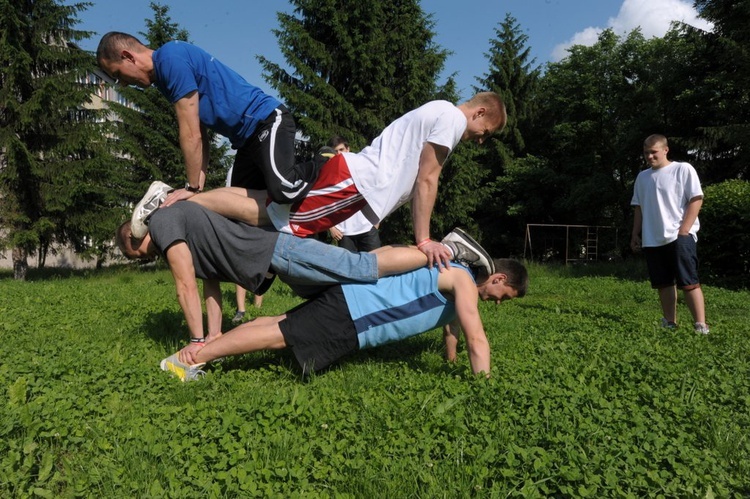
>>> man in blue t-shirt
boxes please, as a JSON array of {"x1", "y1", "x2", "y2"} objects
[
  {"x1": 159, "y1": 257, "x2": 528, "y2": 381},
  {"x1": 96, "y1": 32, "x2": 320, "y2": 208}
]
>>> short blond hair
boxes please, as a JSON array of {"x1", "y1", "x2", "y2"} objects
[
  {"x1": 644, "y1": 134, "x2": 668, "y2": 148},
  {"x1": 465, "y1": 92, "x2": 507, "y2": 131}
]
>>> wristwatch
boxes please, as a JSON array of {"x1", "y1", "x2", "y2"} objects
[{"x1": 185, "y1": 183, "x2": 202, "y2": 193}]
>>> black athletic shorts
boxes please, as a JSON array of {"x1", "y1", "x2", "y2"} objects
[{"x1": 278, "y1": 286, "x2": 358, "y2": 375}]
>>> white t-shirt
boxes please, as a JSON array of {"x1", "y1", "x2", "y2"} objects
[
  {"x1": 631, "y1": 161, "x2": 703, "y2": 247},
  {"x1": 335, "y1": 211, "x2": 374, "y2": 236},
  {"x1": 345, "y1": 100, "x2": 466, "y2": 221}
]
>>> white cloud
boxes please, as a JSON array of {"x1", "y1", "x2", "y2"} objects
[{"x1": 551, "y1": 0, "x2": 714, "y2": 61}]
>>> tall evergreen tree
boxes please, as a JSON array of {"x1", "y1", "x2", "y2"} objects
[
  {"x1": 0, "y1": 0, "x2": 122, "y2": 279},
  {"x1": 476, "y1": 13, "x2": 539, "y2": 160},
  {"x1": 472, "y1": 13, "x2": 540, "y2": 255},
  {"x1": 259, "y1": 0, "x2": 448, "y2": 153}
]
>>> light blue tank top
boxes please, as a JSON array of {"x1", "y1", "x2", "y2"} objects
[{"x1": 342, "y1": 264, "x2": 473, "y2": 350}]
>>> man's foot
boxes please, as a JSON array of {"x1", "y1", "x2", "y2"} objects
[
  {"x1": 131, "y1": 181, "x2": 173, "y2": 239},
  {"x1": 441, "y1": 228, "x2": 495, "y2": 278},
  {"x1": 232, "y1": 310, "x2": 246, "y2": 324},
  {"x1": 694, "y1": 322, "x2": 710, "y2": 334},
  {"x1": 660, "y1": 317, "x2": 678, "y2": 330},
  {"x1": 160, "y1": 353, "x2": 206, "y2": 382}
]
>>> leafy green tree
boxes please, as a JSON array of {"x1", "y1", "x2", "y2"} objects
[
  {"x1": 105, "y1": 2, "x2": 229, "y2": 196},
  {"x1": 700, "y1": 179, "x2": 750, "y2": 286},
  {"x1": 0, "y1": 0, "x2": 124, "y2": 279},
  {"x1": 525, "y1": 30, "x2": 664, "y2": 235}
]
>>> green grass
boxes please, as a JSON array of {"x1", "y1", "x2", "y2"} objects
[{"x1": 1, "y1": 261, "x2": 748, "y2": 497}]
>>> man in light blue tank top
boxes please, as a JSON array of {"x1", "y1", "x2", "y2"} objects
[
  {"x1": 97, "y1": 32, "x2": 321, "y2": 208},
  {"x1": 159, "y1": 258, "x2": 529, "y2": 381}
]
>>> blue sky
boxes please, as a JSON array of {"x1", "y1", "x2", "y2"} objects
[{"x1": 74, "y1": 0, "x2": 711, "y2": 101}]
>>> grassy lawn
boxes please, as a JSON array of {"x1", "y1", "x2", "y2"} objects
[{"x1": 1, "y1": 261, "x2": 748, "y2": 497}]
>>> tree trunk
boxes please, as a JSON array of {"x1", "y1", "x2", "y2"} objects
[{"x1": 12, "y1": 246, "x2": 28, "y2": 281}]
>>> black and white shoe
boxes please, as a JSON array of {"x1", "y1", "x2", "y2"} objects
[{"x1": 441, "y1": 228, "x2": 495, "y2": 278}]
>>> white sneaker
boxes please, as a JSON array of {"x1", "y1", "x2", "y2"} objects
[
  {"x1": 160, "y1": 353, "x2": 206, "y2": 382},
  {"x1": 441, "y1": 228, "x2": 495, "y2": 278},
  {"x1": 694, "y1": 322, "x2": 710, "y2": 335},
  {"x1": 131, "y1": 181, "x2": 173, "y2": 239}
]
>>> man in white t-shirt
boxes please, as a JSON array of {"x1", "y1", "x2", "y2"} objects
[
  {"x1": 185, "y1": 92, "x2": 507, "y2": 271},
  {"x1": 630, "y1": 134, "x2": 709, "y2": 334}
]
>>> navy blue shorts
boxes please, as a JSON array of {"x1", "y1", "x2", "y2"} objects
[{"x1": 642, "y1": 235, "x2": 701, "y2": 290}]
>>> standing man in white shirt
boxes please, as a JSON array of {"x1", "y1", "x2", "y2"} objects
[{"x1": 630, "y1": 134, "x2": 709, "y2": 334}]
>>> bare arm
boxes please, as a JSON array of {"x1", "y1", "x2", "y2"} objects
[
  {"x1": 679, "y1": 196, "x2": 703, "y2": 235},
  {"x1": 451, "y1": 271, "x2": 491, "y2": 376},
  {"x1": 630, "y1": 205, "x2": 642, "y2": 252},
  {"x1": 443, "y1": 320, "x2": 461, "y2": 363},
  {"x1": 164, "y1": 91, "x2": 208, "y2": 207},
  {"x1": 164, "y1": 242, "x2": 206, "y2": 364},
  {"x1": 412, "y1": 141, "x2": 452, "y2": 269}
]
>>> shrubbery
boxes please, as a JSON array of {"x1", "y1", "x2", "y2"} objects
[{"x1": 700, "y1": 179, "x2": 750, "y2": 287}]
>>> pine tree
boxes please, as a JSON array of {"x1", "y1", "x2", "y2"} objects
[
  {"x1": 0, "y1": 0, "x2": 122, "y2": 278},
  {"x1": 259, "y1": 0, "x2": 448, "y2": 154},
  {"x1": 476, "y1": 13, "x2": 540, "y2": 161},
  {"x1": 473, "y1": 13, "x2": 541, "y2": 255}
]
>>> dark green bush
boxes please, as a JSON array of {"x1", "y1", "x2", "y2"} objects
[{"x1": 700, "y1": 179, "x2": 750, "y2": 287}]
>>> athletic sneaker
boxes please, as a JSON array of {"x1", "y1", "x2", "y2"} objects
[
  {"x1": 441, "y1": 228, "x2": 495, "y2": 278},
  {"x1": 660, "y1": 317, "x2": 678, "y2": 330},
  {"x1": 160, "y1": 353, "x2": 206, "y2": 382},
  {"x1": 694, "y1": 322, "x2": 710, "y2": 335},
  {"x1": 131, "y1": 181, "x2": 173, "y2": 239},
  {"x1": 231, "y1": 310, "x2": 246, "y2": 324}
]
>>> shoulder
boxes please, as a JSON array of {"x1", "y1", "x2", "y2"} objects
[
  {"x1": 157, "y1": 40, "x2": 197, "y2": 55},
  {"x1": 437, "y1": 265, "x2": 475, "y2": 292}
]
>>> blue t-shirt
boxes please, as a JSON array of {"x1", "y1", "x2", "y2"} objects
[
  {"x1": 152, "y1": 41, "x2": 281, "y2": 148},
  {"x1": 343, "y1": 264, "x2": 473, "y2": 349}
]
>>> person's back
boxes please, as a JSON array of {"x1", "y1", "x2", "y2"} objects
[
  {"x1": 346, "y1": 100, "x2": 465, "y2": 221},
  {"x1": 149, "y1": 202, "x2": 279, "y2": 292},
  {"x1": 152, "y1": 41, "x2": 279, "y2": 148},
  {"x1": 344, "y1": 264, "x2": 469, "y2": 349}
]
